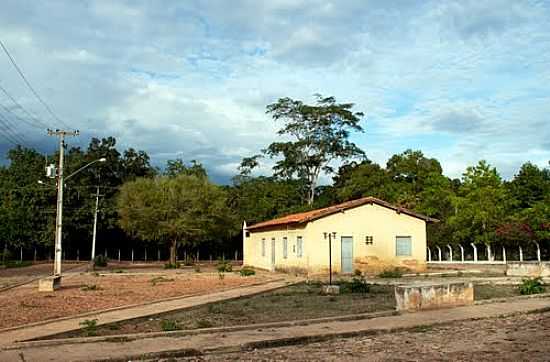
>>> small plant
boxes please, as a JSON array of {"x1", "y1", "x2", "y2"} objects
[
  {"x1": 150, "y1": 276, "x2": 175, "y2": 286},
  {"x1": 378, "y1": 268, "x2": 403, "y2": 278},
  {"x1": 340, "y1": 272, "x2": 370, "y2": 294},
  {"x1": 239, "y1": 266, "x2": 255, "y2": 277},
  {"x1": 79, "y1": 319, "x2": 98, "y2": 336},
  {"x1": 217, "y1": 259, "x2": 232, "y2": 273},
  {"x1": 93, "y1": 255, "x2": 108, "y2": 267},
  {"x1": 519, "y1": 277, "x2": 545, "y2": 295},
  {"x1": 164, "y1": 262, "x2": 181, "y2": 269},
  {"x1": 208, "y1": 303, "x2": 224, "y2": 314},
  {"x1": 160, "y1": 319, "x2": 181, "y2": 331},
  {"x1": 107, "y1": 323, "x2": 121, "y2": 330},
  {"x1": 195, "y1": 319, "x2": 213, "y2": 328},
  {"x1": 194, "y1": 264, "x2": 201, "y2": 273},
  {"x1": 81, "y1": 284, "x2": 101, "y2": 291},
  {"x1": 353, "y1": 269, "x2": 362, "y2": 276},
  {"x1": 218, "y1": 271, "x2": 225, "y2": 280}
]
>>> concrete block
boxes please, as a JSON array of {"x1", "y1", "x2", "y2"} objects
[
  {"x1": 321, "y1": 285, "x2": 340, "y2": 295},
  {"x1": 38, "y1": 275, "x2": 62, "y2": 292},
  {"x1": 506, "y1": 262, "x2": 550, "y2": 278},
  {"x1": 395, "y1": 282, "x2": 474, "y2": 312}
]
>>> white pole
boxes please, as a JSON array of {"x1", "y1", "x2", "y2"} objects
[
  {"x1": 53, "y1": 133, "x2": 64, "y2": 276},
  {"x1": 91, "y1": 184, "x2": 99, "y2": 261},
  {"x1": 502, "y1": 246, "x2": 506, "y2": 264},
  {"x1": 486, "y1": 243, "x2": 493, "y2": 261},
  {"x1": 459, "y1": 244, "x2": 464, "y2": 263},
  {"x1": 470, "y1": 243, "x2": 478, "y2": 262},
  {"x1": 534, "y1": 241, "x2": 541, "y2": 262},
  {"x1": 145, "y1": 248, "x2": 147, "y2": 262},
  {"x1": 519, "y1": 245, "x2": 523, "y2": 262},
  {"x1": 118, "y1": 249, "x2": 121, "y2": 262},
  {"x1": 427, "y1": 247, "x2": 432, "y2": 262},
  {"x1": 131, "y1": 248, "x2": 134, "y2": 263},
  {"x1": 436, "y1": 246, "x2": 442, "y2": 261},
  {"x1": 446, "y1": 244, "x2": 453, "y2": 262}
]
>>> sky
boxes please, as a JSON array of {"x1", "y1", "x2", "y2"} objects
[{"x1": 0, "y1": 0, "x2": 549, "y2": 183}]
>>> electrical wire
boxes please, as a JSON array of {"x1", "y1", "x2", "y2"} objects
[
  {"x1": 0, "y1": 83, "x2": 50, "y2": 129},
  {"x1": 0, "y1": 38, "x2": 72, "y2": 130},
  {"x1": 0, "y1": 111, "x2": 29, "y2": 146}
]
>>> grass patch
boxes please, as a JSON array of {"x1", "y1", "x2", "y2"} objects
[
  {"x1": 239, "y1": 266, "x2": 255, "y2": 277},
  {"x1": 160, "y1": 319, "x2": 181, "y2": 331},
  {"x1": 474, "y1": 284, "x2": 522, "y2": 300},
  {"x1": 79, "y1": 319, "x2": 98, "y2": 336},
  {"x1": 2, "y1": 260, "x2": 33, "y2": 268},
  {"x1": 377, "y1": 268, "x2": 403, "y2": 278}
]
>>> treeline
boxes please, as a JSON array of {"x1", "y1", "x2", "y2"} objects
[{"x1": 0, "y1": 95, "x2": 549, "y2": 263}]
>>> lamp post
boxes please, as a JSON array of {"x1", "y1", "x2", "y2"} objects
[
  {"x1": 52, "y1": 157, "x2": 106, "y2": 277},
  {"x1": 323, "y1": 232, "x2": 336, "y2": 285}
]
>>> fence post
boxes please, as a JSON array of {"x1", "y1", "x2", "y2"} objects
[
  {"x1": 470, "y1": 243, "x2": 478, "y2": 262},
  {"x1": 34, "y1": 248, "x2": 37, "y2": 262},
  {"x1": 446, "y1": 244, "x2": 453, "y2": 262},
  {"x1": 145, "y1": 248, "x2": 147, "y2": 262},
  {"x1": 436, "y1": 246, "x2": 442, "y2": 262},
  {"x1": 104, "y1": 248, "x2": 107, "y2": 258},
  {"x1": 209, "y1": 254, "x2": 212, "y2": 264},
  {"x1": 534, "y1": 241, "x2": 541, "y2": 262},
  {"x1": 118, "y1": 249, "x2": 121, "y2": 262},
  {"x1": 502, "y1": 246, "x2": 506, "y2": 264},
  {"x1": 486, "y1": 243, "x2": 493, "y2": 262},
  {"x1": 197, "y1": 250, "x2": 200, "y2": 262},
  {"x1": 459, "y1": 244, "x2": 464, "y2": 263},
  {"x1": 427, "y1": 247, "x2": 432, "y2": 262},
  {"x1": 131, "y1": 248, "x2": 134, "y2": 263},
  {"x1": 235, "y1": 250, "x2": 238, "y2": 261},
  {"x1": 157, "y1": 248, "x2": 160, "y2": 261},
  {"x1": 77, "y1": 249, "x2": 80, "y2": 261},
  {"x1": 519, "y1": 246, "x2": 523, "y2": 262}
]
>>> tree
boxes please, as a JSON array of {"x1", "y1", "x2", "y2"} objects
[
  {"x1": 507, "y1": 162, "x2": 550, "y2": 209},
  {"x1": 165, "y1": 159, "x2": 207, "y2": 178},
  {"x1": 448, "y1": 161, "x2": 508, "y2": 249},
  {"x1": 241, "y1": 95, "x2": 366, "y2": 205},
  {"x1": 332, "y1": 160, "x2": 396, "y2": 202},
  {"x1": 117, "y1": 174, "x2": 236, "y2": 264}
]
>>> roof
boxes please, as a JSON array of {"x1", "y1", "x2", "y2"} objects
[{"x1": 246, "y1": 196, "x2": 439, "y2": 231}]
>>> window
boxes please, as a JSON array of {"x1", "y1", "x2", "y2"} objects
[
  {"x1": 396, "y1": 236, "x2": 412, "y2": 256},
  {"x1": 365, "y1": 236, "x2": 373, "y2": 245},
  {"x1": 283, "y1": 237, "x2": 288, "y2": 259},
  {"x1": 296, "y1": 236, "x2": 303, "y2": 258},
  {"x1": 261, "y1": 238, "x2": 266, "y2": 257}
]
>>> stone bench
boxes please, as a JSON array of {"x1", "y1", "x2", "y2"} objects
[
  {"x1": 395, "y1": 282, "x2": 474, "y2": 312},
  {"x1": 38, "y1": 275, "x2": 62, "y2": 292}
]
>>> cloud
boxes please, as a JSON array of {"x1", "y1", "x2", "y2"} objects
[{"x1": 0, "y1": 0, "x2": 549, "y2": 182}]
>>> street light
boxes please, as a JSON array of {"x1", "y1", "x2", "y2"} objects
[
  {"x1": 323, "y1": 232, "x2": 337, "y2": 285},
  {"x1": 52, "y1": 157, "x2": 106, "y2": 278}
]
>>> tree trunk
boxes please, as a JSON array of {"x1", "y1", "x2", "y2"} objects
[
  {"x1": 2, "y1": 241, "x2": 7, "y2": 264},
  {"x1": 169, "y1": 240, "x2": 177, "y2": 265}
]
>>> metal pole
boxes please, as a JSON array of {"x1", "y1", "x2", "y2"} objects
[
  {"x1": 91, "y1": 184, "x2": 99, "y2": 261},
  {"x1": 329, "y1": 234, "x2": 332, "y2": 285}
]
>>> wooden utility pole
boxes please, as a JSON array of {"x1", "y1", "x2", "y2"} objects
[{"x1": 48, "y1": 129, "x2": 79, "y2": 276}]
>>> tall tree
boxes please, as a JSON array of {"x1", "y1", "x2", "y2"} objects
[{"x1": 241, "y1": 95, "x2": 366, "y2": 205}]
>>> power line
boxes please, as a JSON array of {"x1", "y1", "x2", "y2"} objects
[
  {"x1": 0, "y1": 111, "x2": 29, "y2": 146},
  {"x1": 0, "y1": 38, "x2": 72, "y2": 130},
  {"x1": 0, "y1": 83, "x2": 50, "y2": 129}
]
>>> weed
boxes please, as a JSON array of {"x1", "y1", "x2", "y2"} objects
[
  {"x1": 113, "y1": 269, "x2": 125, "y2": 273},
  {"x1": 239, "y1": 266, "x2": 255, "y2": 277},
  {"x1": 81, "y1": 284, "x2": 101, "y2": 291},
  {"x1": 164, "y1": 262, "x2": 181, "y2": 269},
  {"x1": 150, "y1": 276, "x2": 175, "y2": 286},
  {"x1": 519, "y1": 277, "x2": 545, "y2": 295},
  {"x1": 340, "y1": 273, "x2": 370, "y2": 294},
  {"x1": 411, "y1": 325, "x2": 433, "y2": 333},
  {"x1": 218, "y1": 271, "x2": 225, "y2": 280},
  {"x1": 160, "y1": 319, "x2": 181, "y2": 331},
  {"x1": 93, "y1": 255, "x2": 108, "y2": 267},
  {"x1": 378, "y1": 268, "x2": 403, "y2": 278},
  {"x1": 79, "y1": 319, "x2": 98, "y2": 336},
  {"x1": 208, "y1": 304, "x2": 224, "y2": 314},
  {"x1": 107, "y1": 323, "x2": 121, "y2": 330},
  {"x1": 195, "y1": 319, "x2": 213, "y2": 328},
  {"x1": 217, "y1": 259, "x2": 232, "y2": 273},
  {"x1": 3, "y1": 260, "x2": 32, "y2": 268}
]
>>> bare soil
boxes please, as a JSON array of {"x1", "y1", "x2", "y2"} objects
[
  {"x1": 0, "y1": 270, "x2": 269, "y2": 329},
  {"x1": 179, "y1": 311, "x2": 550, "y2": 361},
  {"x1": 0, "y1": 262, "x2": 84, "y2": 289}
]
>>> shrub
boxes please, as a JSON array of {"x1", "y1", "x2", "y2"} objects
[
  {"x1": 239, "y1": 266, "x2": 255, "y2": 277},
  {"x1": 519, "y1": 277, "x2": 545, "y2": 295},
  {"x1": 160, "y1": 319, "x2": 181, "y2": 331},
  {"x1": 218, "y1": 271, "x2": 225, "y2": 280},
  {"x1": 164, "y1": 262, "x2": 181, "y2": 269},
  {"x1": 340, "y1": 273, "x2": 370, "y2": 294},
  {"x1": 93, "y1": 255, "x2": 108, "y2": 267},
  {"x1": 378, "y1": 268, "x2": 403, "y2": 278},
  {"x1": 79, "y1": 319, "x2": 98, "y2": 336},
  {"x1": 217, "y1": 260, "x2": 232, "y2": 273}
]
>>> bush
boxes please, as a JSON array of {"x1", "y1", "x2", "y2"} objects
[
  {"x1": 378, "y1": 268, "x2": 403, "y2": 278},
  {"x1": 160, "y1": 319, "x2": 181, "y2": 331},
  {"x1": 519, "y1": 277, "x2": 545, "y2": 295},
  {"x1": 340, "y1": 273, "x2": 370, "y2": 294},
  {"x1": 164, "y1": 262, "x2": 181, "y2": 269},
  {"x1": 79, "y1": 319, "x2": 98, "y2": 336},
  {"x1": 93, "y1": 255, "x2": 108, "y2": 267},
  {"x1": 217, "y1": 260, "x2": 232, "y2": 273},
  {"x1": 239, "y1": 266, "x2": 255, "y2": 277}
]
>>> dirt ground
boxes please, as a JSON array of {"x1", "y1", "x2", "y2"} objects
[
  {"x1": 178, "y1": 311, "x2": 550, "y2": 361},
  {"x1": 0, "y1": 262, "x2": 86, "y2": 289},
  {"x1": 0, "y1": 269, "x2": 270, "y2": 329}
]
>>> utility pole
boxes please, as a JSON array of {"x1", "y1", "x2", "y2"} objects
[
  {"x1": 91, "y1": 183, "x2": 100, "y2": 262},
  {"x1": 48, "y1": 129, "x2": 79, "y2": 276}
]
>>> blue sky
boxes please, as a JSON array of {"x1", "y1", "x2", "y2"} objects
[{"x1": 0, "y1": 0, "x2": 549, "y2": 182}]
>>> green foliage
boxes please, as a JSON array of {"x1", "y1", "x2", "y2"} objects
[
  {"x1": 164, "y1": 262, "x2": 181, "y2": 269},
  {"x1": 93, "y1": 255, "x2": 108, "y2": 267},
  {"x1": 79, "y1": 319, "x2": 98, "y2": 336},
  {"x1": 216, "y1": 259, "x2": 233, "y2": 273},
  {"x1": 160, "y1": 319, "x2": 181, "y2": 331},
  {"x1": 239, "y1": 266, "x2": 256, "y2": 276},
  {"x1": 378, "y1": 268, "x2": 403, "y2": 278},
  {"x1": 2, "y1": 260, "x2": 32, "y2": 268},
  {"x1": 518, "y1": 277, "x2": 545, "y2": 295},
  {"x1": 195, "y1": 319, "x2": 213, "y2": 329},
  {"x1": 340, "y1": 273, "x2": 370, "y2": 293}
]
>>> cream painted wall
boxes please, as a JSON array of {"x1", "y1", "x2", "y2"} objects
[{"x1": 244, "y1": 203, "x2": 427, "y2": 274}]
